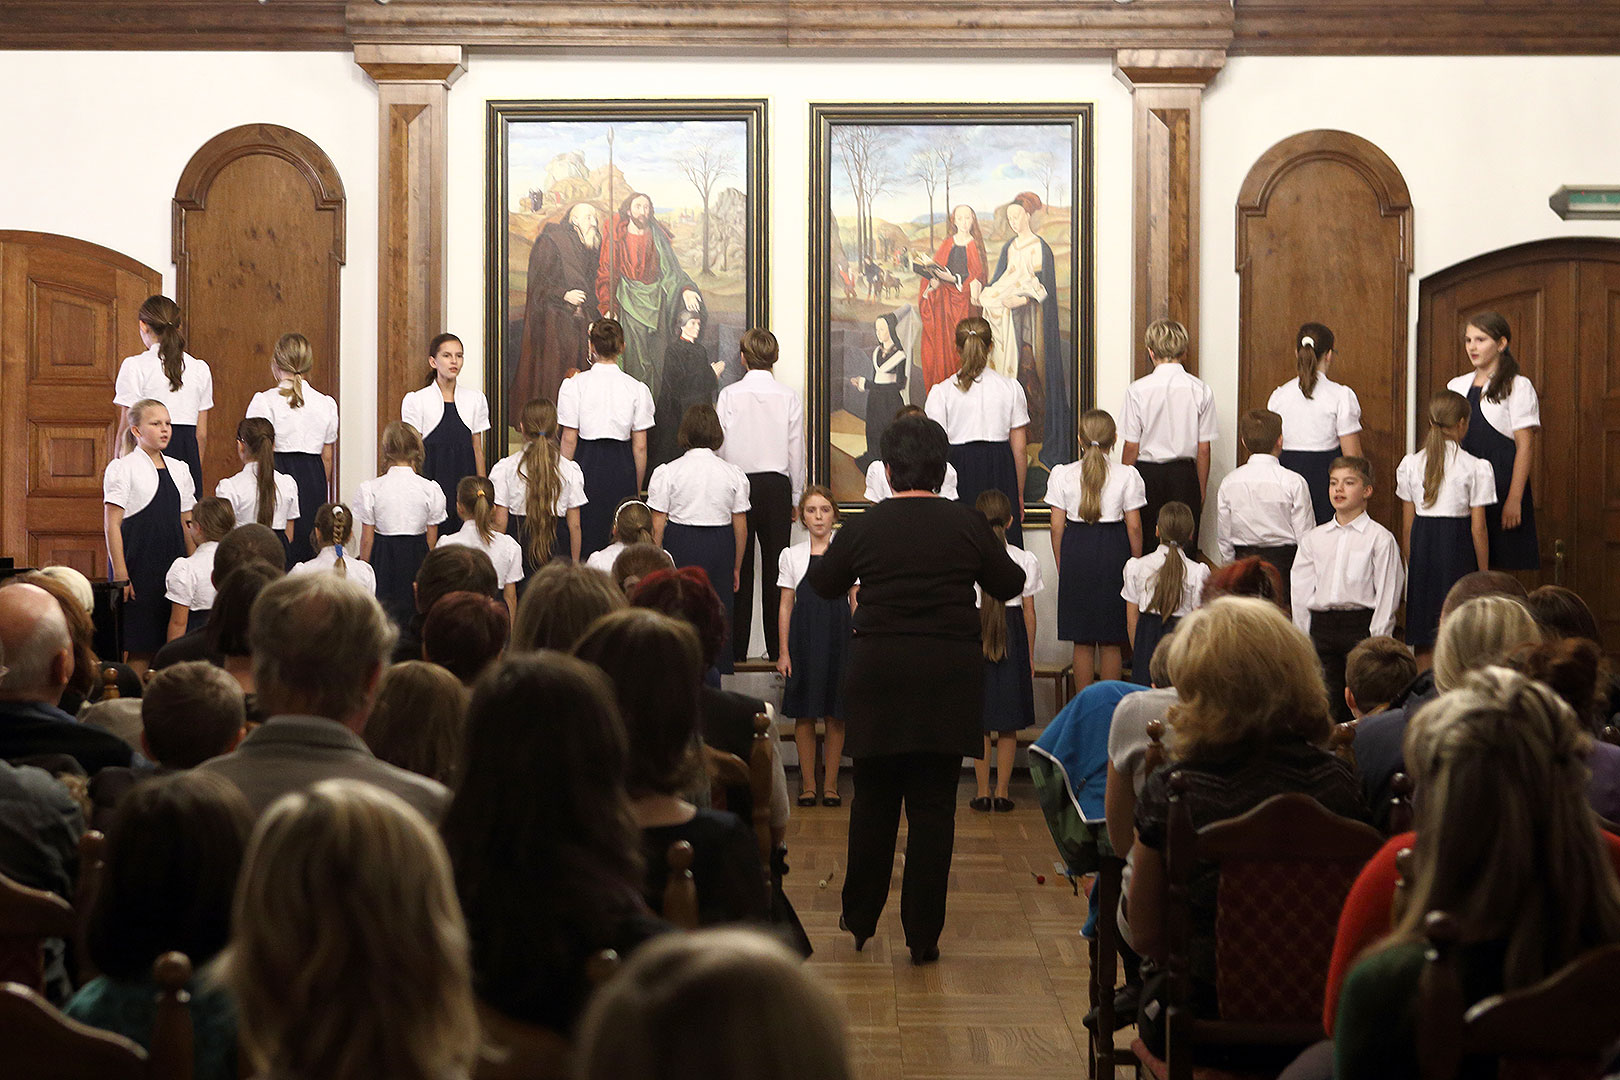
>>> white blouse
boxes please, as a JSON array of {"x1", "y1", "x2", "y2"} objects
[
  {"x1": 1044, "y1": 458, "x2": 1148, "y2": 524},
  {"x1": 864, "y1": 460, "x2": 960, "y2": 502},
  {"x1": 245, "y1": 383, "x2": 340, "y2": 454},
  {"x1": 557, "y1": 362, "x2": 656, "y2": 441},
  {"x1": 216, "y1": 464, "x2": 300, "y2": 531},
  {"x1": 977, "y1": 544, "x2": 1043, "y2": 609},
  {"x1": 437, "y1": 522, "x2": 524, "y2": 587},
  {"x1": 164, "y1": 540, "x2": 218, "y2": 611},
  {"x1": 490, "y1": 450, "x2": 588, "y2": 517},
  {"x1": 1118, "y1": 362, "x2": 1219, "y2": 463},
  {"x1": 1121, "y1": 546, "x2": 1210, "y2": 618},
  {"x1": 401, "y1": 384, "x2": 491, "y2": 439},
  {"x1": 1395, "y1": 444, "x2": 1497, "y2": 517},
  {"x1": 113, "y1": 345, "x2": 214, "y2": 425},
  {"x1": 1445, "y1": 371, "x2": 1541, "y2": 440},
  {"x1": 776, "y1": 540, "x2": 821, "y2": 591},
  {"x1": 103, "y1": 450, "x2": 198, "y2": 516},
  {"x1": 1267, "y1": 374, "x2": 1363, "y2": 452},
  {"x1": 586, "y1": 541, "x2": 626, "y2": 575},
  {"x1": 355, "y1": 466, "x2": 448, "y2": 536},
  {"x1": 924, "y1": 369, "x2": 1031, "y2": 443},
  {"x1": 647, "y1": 448, "x2": 751, "y2": 527},
  {"x1": 291, "y1": 547, "x2": 378, "y2": 595},
  {"x1": 1291, "y1": 512, "x2": 1404, "y2": 639}
]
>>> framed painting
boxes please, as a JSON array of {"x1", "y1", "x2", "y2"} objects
[
  {"x1": 808, "y1": 103, "x2": 1094, "y2": 519},
  {"x1": 486, "y1": 99, "x2": 768, "y2": 466}
]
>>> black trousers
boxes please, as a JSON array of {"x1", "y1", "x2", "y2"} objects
[
  {"x1": 1310, "y1": 607, "x2": 1374, "y2": 725},
  {"x1": 843, "y1": 752, "x2": 962, "y2": 951},
  {"x1": 1135, "y1": 458, "x2": 1203, "y2": 560},
  {"x1": 1233, "y1": 543, "x2": 1298, "y2": 608},
  {"x1": 735, "y1": 470, "x2": 793, "y2": 661}
]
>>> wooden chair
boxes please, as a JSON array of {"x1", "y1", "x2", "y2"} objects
[
  {"x1": 0, "y1": 868, "x2": 75, "y2": 994},
  {"x1": 1330, "y1": 719, "x2": 1359, "y2": 770},
  {"x1": 74, "y1": 829, "x2": 107, "y2": 983},
  {"x1": 1388, "y1": 772, "x2": 1415, "y2": 835},
  {"x1": 662, "y1": 840, "x2": 699, "y2": 931},
  {"x1": 1419, "y1": 911, "x2": 1620, "y2": 1079},
  {"x1": 1086, "y1": 855, "x2": 1132, "y2": 1079},
  {"x1": 1130, "y1": 778, "x2": 1385, "y2": 1080}
]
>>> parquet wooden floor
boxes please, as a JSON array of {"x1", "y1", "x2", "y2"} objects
[{"x1": 780, "y1": 773, "x2": 1103, "y2": 1080}]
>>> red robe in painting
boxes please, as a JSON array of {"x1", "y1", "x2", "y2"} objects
[
  {"x1": 596, "y1": 225, "x2": 658, "y2": 313},
  {"x1": 917, "y1": 237, "x2": 987, "y2": 393}
]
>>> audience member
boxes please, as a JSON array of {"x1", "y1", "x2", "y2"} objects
[
  {"x1": 66, "y1": 772, "x2": 251, "y2": 1080},
  {"x1": 205, "y1": 561, "x2": 283, "y2": 715},
  {"x1": 574, "y1": 609, "x2": 769, "y2": 926},
  {"x1": 1527, "y1": 583, "x2": 1602, "y2": 644},
  {"x1": 151, "y1": 523, "x2": 286, "y2": 670},
  {"x1": 219, "y1": 779, "x2": 479, "y2": 1080},
  {"x1": 613, "y1": 541, "x2": 676, "y2": 593},
  {"x1": 1342, "y1": 636, "x2": 1417, "y2": 719},
  {"x1": 1509, "y1": 637, "x2": 1620, "y2": 820},
  {"x1": 422, "y1": 590, "x2": 510, "y2": 684},
  {"x1": 393, "y1": 544, "x2": 500, "y2": 664},
  {"x1": 364, "y1": 661, "x2": 467, "y2": 788},
  {"x1": 198, "y1": 573, "x2": 448, "y2": 821},
  {"x1": 1198, "y1": 555, "x2": 1285, "y2": 610},
  {"x1": 442, "y1": 653, "x2": 668, "y2": 1033},
  {"x1": 12, "y1": 572, "x2": 99, "y2": 714},
  {"x1": 1103, "y1": 631, "x2": 1178, "y2": 859},
  {"x1": 511, "y1": 560, "x2": 624, "y2": 653},
  {"x1": 576, "y1": 928, "x2": 853, "y2": 1080}
]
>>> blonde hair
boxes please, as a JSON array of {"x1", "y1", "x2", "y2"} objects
[
  {"x1": 219, "y1": 780, "x2": 479, "y2": 1080},
  {"x1": 576, "y1": 928, "x2": 853, "y2": 1080},
  {"x1": 381, "y1": 421, "x2": 425, "y2": 472},
  {"x1": 1075, "y1": 410, "x2": 1117, "y2": 523},
  {"x1": 310, "y1": 503, "x2": 355, "y2": 576},
  {"x1": 974, "y1": 489, "x2": 1013, "y2": 662},
  {"x1": 123, "y1": 398, "x2": 168, "y2": 455},
  {"x1": 458, "y1": 476, "x2": 497, "y2": 546},
  {"x1": 236, "y1": 417, "x2": 278, "y2": 527},
  {"x1": 1389, "y1": 668, "x2": 1620, "y2": 989},
  {"x1": 1432, "y1": 595, "x2": 1543, "y2": 692},
  {"x1": 273, "y1": 333, "x2": 314, "y2": 408},
  {"x1": 1422, "y1": 390, "x2": 1470, "y2": 509},
  {"x1": 1145, "y1": 319, "x2": 1189, "y2": 361},
  {"x1": 953, "y1": 317, "x2": 993, "y2": 392},
  {"x1": 1147, "y1": 502, "x2": 1195, "y2": 618},
  {"x1": 1163, "y1": 596, "x2": 1331, "y2": 760},
  {"x1": 612, "y1": 499, "x2": 655, "y2": 546},
  {"x1": 190, "y1": 496, "x2": 236, "y2": 543},
  {"x1": 516, "y1": 399, "x2": 563, "y2": 565}
]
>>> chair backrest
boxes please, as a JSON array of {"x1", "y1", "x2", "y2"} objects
[
  {"x1": 0, "y1": 980, "x2": 147, "y2": 1080},
  {"x1": 662, "y1": 840, "x2": 699, "y2": 931},
  {"x1": 74, "y1": 830, "x2": 107, "y2": 983},
  {"x1": 149, "y1": 951, "x2": 195, "y2": 1080},
  {"x1": 1330, "y1": 719, "x2": 1359, "y2": 769},
  {"x1": 748, "y1": 711, "x2": 774, "y2": 866},
  {"x1": 1143, "y1": 718, "x2": 1167, "y2": 776},
  {"x1": 1388, "y1": 772, "x2": 1415, "y2": 835},
  {"x1": 0, "y1": 869, "x2": 75, "y2": 993}
]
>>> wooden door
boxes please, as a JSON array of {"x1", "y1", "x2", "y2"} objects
[
  {"x1": 0, "y1": 232, "x2": 163, "y2": 576},
  {"x1": 1236, "y1": 130, "x2": 1413, "y2": 532},
  {"x1": 1417, "y1": 238, "x2": 1620, "y2": 637}
]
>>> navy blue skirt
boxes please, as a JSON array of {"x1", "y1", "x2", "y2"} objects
[
  {"x1": 167, "y1": 424, "x2": 203, "y2": 497},
  {"x1": 663, "y1": 521, "x2": 735, "y2": 675},
  {"x1": 982, "y1": 604, "x2": 1035, "y2": 734},
  {"x1": 1406, "y1": 515, "x2": 1476, "y2": 649},
  {"x1": 1279, "y1": 448, "x2": 1341, "y2": 526},
  {"x1": 577, "y1": 438, "x2": 636, "y2": 559},
  {"x1": 1058, "y1": 519, "x2": 1131, "y2": 644},
  {"x1": 950, "y1": 439, "x2": 1021, "y2": 547},
  {"x1": 185, "y1": 608, "x2": 210, "y2": 634},
  {"x1": 371, "y1": 532, "x2": 430, "y2": 629},
  {"x1": 1130, "y1": 611, "x2": 1178, "y2": 687},
  {"x1": 422, "y1": 403, "x2": 476, "y2": 530},
  {"x1": 275, "y1": 450, "x2": 327, "y2": 565},
  {"x1": 782, "y1": 565, "x2": 849, "y2": 719},
  {"x1": 120, "y1": 468, "x2": 187, "y2": 656}
]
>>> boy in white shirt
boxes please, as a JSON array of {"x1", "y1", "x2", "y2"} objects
[
  {"x1": 1214, "y1": 409, "x2": 1314, "y2": 604},
  {"x1": 1120, "y1": 319, "x2": 1217, "y2": 558}
]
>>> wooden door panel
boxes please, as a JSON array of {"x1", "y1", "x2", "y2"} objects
[
  {"x1": 30, "y1": 422, "x2": 111, "y2": 497},
  {"x1": 1578, "y1": 259, "x2": 1620, "y2": 647}
]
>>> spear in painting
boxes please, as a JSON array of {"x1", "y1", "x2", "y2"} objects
[{"x1": 606, "y1": 125, "x2": 620, "y2": 319}]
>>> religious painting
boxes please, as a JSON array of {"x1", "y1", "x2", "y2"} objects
[
  {"x1": 808, "y1": 103, "x2": 1094, "y2": 515},
  {"x1": 486, "y1": 100, "x2": 768, "y2": 465}
]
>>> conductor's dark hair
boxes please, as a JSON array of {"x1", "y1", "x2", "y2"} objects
[
  {"x1": 880, "y1": 414, "x2": 949, "y2": 494},
  {"x1": 589, "y1": 319, "x2": 625, "y2": 359}
]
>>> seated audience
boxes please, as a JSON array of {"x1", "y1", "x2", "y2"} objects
[
  {"x1": 1198, "y1": 555, "x2": 1285, "y2": 610},
  {"x1": 1124, "y1": 597, "x2": 1366, "y2": 1061},
  {"x1": 393, "y1": 544, "x2": 500, "y2": 664},
  {"x1": 1331, "y1": 668, "x2": 1620, "y2": 1078},
  {"x1": 442, "y1": 653, "x2": 668, "y2": 1034},
  {"x1": 576, "y1": 928, "x2": 853, "y2": 1080},
  {"x1": 573, "y1": 609, "x2": 769, "y2": 926},
  {"x1": 363, "y1": 660, "x2": 467, "y2": 788},
  {"x1": 1526, "y1": 583, "x2": 1601, "y2": 644},
  {"x1": 613, "y1": 541, "x2": 676, "y2": 593},
  {"x1": 1342, "y1": 636, "x2": 1417, "y2": 721},
  {"x1": 1509, "y1": 637, "x2": 1620, "y2": 821},
  {"x1": 219, "y1": 779, "x2": 479, "y2": 1080},
  {"x1": 511, "y1": 560, "x2": 625, "y2": 653},
  {"x1": 422, "y1": 589, "x2": 509, "y2": 684},
  {"x1": 205, "y1": 561, "x2": 284, "y2": 719},
  {"x1": 13, "y1": 572, "x2": 99, "y2": 715},
  {"x1": 199, "y1": 573, "x2": 449, "y2": 821},
  {"x1": 66, "y1": 772, "x2": 251, "y2": 1080},
  {"x1": 151, "y1": 523, "x2": 287, "y2": 671},
  {"x1": 1104, "y1": 630, "x2": 1177, "y2": 859},
  {"x1": 0, "y1": 583, "x2": 134, "y2": 772}
]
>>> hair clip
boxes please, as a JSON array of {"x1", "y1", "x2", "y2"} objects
[{"x1": 1301, "y1": 335, "x2": 1316, "y2": 348}]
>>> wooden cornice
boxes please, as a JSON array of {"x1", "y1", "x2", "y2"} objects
[
  {"x1": 1230, "y1": 1, "x2": 1620, "y2": 55},
  {"x1": 0, "y1": 0, "x2": 349, "y2": 50}
]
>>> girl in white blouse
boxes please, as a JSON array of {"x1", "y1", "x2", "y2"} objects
[
  {"x1": 356, "y1": 421, "x2": 448, "y2": 627},
  {"x1": 490, "y1": 398, "x2": 588, "y2": 587},
  {"x1": 1448, "y1": 311, "x2": 1541, "y2": 571},
  {"x1": 164, "y1": 496, "x2": 234, "y2": 641},
  {"x1": 246, "y1": 332, "x2": 339, "y2": 565},
  {"x1": 1267, "y1": 321, "x2": 1363, "y2": 525},
  {"x1": 438, "y1": 476, "x2": 523, "y2": 620},
  {"x1": 1121, "y1": 501, "x2": 1209, "y2": 686},
  {"x1": 402, "y1": 333, "x2": 490, "y2": 530},
  {"x1": 291, "y1": 503, "x2": 377, "y2": 596},
  {"x1": 113, "y1": 295, "x2": 212, "y2": 496},
  {"x1": 216, "y1": 418, "x2": 299, "y2": 557}
]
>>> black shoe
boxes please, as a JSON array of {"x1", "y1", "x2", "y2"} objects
[
  {"x1": 992, "y1": 796, "x2": 1015, "y2": 813},
  {"x1": 1082, "y1": 981, "x2": 1143, "y2": 1033},
  {"x1": 969, "y1": 796, "x2": 993, "y2": 812},
  {"x1": 839, "y1": 914, "x2": 868, "y2": 952},
  {"x1": 910, "y1": 943, "x2": 941, "y2": 965},
  {"x1": 821, "y1": 791, "x2": 841, "y2": 807},
  {"x1": 798, "y1": 791, "x2": 818, "y2": 807}
]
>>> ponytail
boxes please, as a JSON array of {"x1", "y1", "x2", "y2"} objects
[
  {"x1": 138, "y1": 295, "x2": 186, "y2": 393},
  {"x1": 974, "y1": 489, "x2": 1013, "y2": 662},
  {"x1": 1147, "y1": 502, "x2": 1195, "y2": 618},
  {"x1": 273, "y1": 332, "x2": 314, "y2": 409},
  {"x1": 954, "y1": 317, "x2": 993, "y2": 392},
  {"x1": 1076, "y1": 409, "x2": 1117, "y2": 523},
  {"x1": 1467, "y1": 311, "x2": 1521, "y2": 404},
  {"x1": 237, "y1": 417, "x2": 277, "y2": 527},
  {"x1": 459, "y1": 476, "x2": 496, "y2": 545},
  {"x1": 612, "y1": 498, "x2": 655, "y2": 545},
  {"x1": 1423, "y1": 390, "x2": 1470, "y2": 510},
  {"x1": 1295, "y1": 322, "x2": 1334, "y2": 399},
  {"x1": 517, "y1": 399, "x2": 563, "y2": 564},
  {"x1": 312, "y1": 502, "x2": 354, "y2": 577}
]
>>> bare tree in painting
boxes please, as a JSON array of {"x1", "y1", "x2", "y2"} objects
[
  {"x1": 675, "y1": 137, "x2": 737, "y2": 276},
  {"x1": 911, "y1": 149, "x2": 942, "y2": 250},
  {"x1": 934, "y1": 136, "x2": 977, "y2": 222},
  {"x1": 836, "y1": 126, "x2": 894, "y2": 268},
  {"x1": 1027, "y1": 151, "x2": 1058, "y2": 205}
]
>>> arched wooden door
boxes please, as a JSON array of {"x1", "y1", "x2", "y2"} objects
[
  {"x1": 0, "y1": 232, "x2": 163, "y2": 575},
  {"x1": 1417, "y1": 238, "x2": 1620, "y2": 641},
  {"x1": 1236, "y1": 130, "x2": 1412, "y2": 532}
]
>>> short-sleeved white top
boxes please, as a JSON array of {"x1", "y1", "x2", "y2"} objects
[
  {"x1": 1118, "y1": 362, "x2": 1218, "y2": 462},
  {"x1": 586, "y1": 541, "x2": 625, "y2": 575},
  {"x1": 164, "y1": 541, "x2": 218, "y2": 611},
  {"x1": 1396, "y1": 444, "x2": 1498, "y2": 518},
  {"x1": 864, "y1": 460, "x2": 960, "y2": 502},
  {"x1": 401, "y1": 384, "x2": 491, "y2": 439},
  {"x1": 556, "y1": 362, "x2": 656, "y2": 441},
  {"x1": 647, "y1": 448, "x2": 751, "y2": 527},
  {"x1": 923, "y1": 370, "x2": 1031, "y2": 443},
  {"x1": 355, "y1": 466, "x2": 449, "y2": 536},
  {"x1": 490, "y1": 449, "x2": 588, "y2": 518},
  {"x1": 290, "y1": 548, "x2": 378, "y2": 596},
  {"x1": 777, "y1": 540, "x2": 825, "y2": 591},
  {"x1": 216, "y1": 464, "x2": 300, "y2": 531},
  {"x1": 977, "y1": 543, "x2": 1044, "y2": 609},
  {"x1": 1445, "y1": 371, "x2": 1542, "y2": 440},
  {"x1": 1044, "y1": 458, "x2": 1148, "y2": 524},
  {"x1": 103, "y1": 450, "x2": 198, "y2": 516},
  {"x1": 437, "y1": 522, "x2": 524, "y2": 587},
  {"x1": 245, "y1": 383, "x2": 340, "y2": 454},
  {"x1": 1121, "y1": 546, "x2": 1210, "y2": 618},
  {"x1": 1267, "y1": 374, "x2": 1363, "y2": 452},
  {"x1": 113, "y1": 345, "x2": 214, "y2": 425}
]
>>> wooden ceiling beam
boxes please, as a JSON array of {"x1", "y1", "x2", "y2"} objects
[{"x1": 1231, "y1": 1, "x2": 1620, "y2": 55}]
